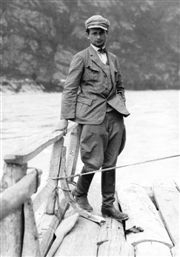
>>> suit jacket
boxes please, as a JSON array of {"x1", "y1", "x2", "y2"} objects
[{"x1": 61, "y1": 45, "x2": 130, "y2": 124}]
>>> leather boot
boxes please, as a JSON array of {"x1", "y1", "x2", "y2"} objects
[
  {"x1": 101, "y1": 169, "x2": 116, "y2": 208},
  {"x1": 101, "y1": 205, "x2": 129, "y2": 221},
  {"x1": 72, "y1": 193, "x2": 93, "y2": 212},
  {"x1": 101, "y1": 169, "x2": 128, "y2": 221},
  {"x1": 73, "y1": 167, "x2": 94, "y2": 212}
]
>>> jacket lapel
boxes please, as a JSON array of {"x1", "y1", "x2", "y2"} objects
[
  {"x1": 88, "y1": 46, "x2": 107, "y2": 75},
  {"x1": 88, "y1": 46, "x2": 117, "y2": 93},
  {"x1": 107, "y1": 52, "x2": 117, "y2": 89}
]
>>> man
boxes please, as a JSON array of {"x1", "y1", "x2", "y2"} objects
[{"x1": 58, "y1": 15, "x2": 130, "y2": 221}]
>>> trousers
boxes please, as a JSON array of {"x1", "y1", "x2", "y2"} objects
[{"x1": 75, "y1": 110, "x2": 126, "y2": 207}]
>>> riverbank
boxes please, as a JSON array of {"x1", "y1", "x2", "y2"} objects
[{"x1": 0, "y1": 77, "x2": 64, "y2": 93}]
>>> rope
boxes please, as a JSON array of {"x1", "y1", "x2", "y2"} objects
[{"x1": 50, "y1": 154, "x2": 180, "y2": 181}]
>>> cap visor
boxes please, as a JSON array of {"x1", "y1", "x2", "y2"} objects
[{"x1": 87, "y1": 25, "x2": 107, "y2": 31}]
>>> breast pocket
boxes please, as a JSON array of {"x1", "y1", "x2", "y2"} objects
[{"x1": 83, "y1": 64, "x2": 99, "y2": 81}]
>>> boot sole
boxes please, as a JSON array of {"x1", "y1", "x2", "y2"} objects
[
  {"x1": 78, "y1": 205, "x2": 93, "y2": 212},
  {"x1": 102, "y1": 213, "x2": 129, "y2": 221}
]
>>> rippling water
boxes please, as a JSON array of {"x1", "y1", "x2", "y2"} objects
[{"x1": 1, "y1": 90, "x2": 180, "y2": 186}]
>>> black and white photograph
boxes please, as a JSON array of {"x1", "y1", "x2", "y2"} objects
[{"x1": 0, "y1": 0, "x2": 179, "y2": 256}]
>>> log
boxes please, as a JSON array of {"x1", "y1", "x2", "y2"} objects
[
  {"x1": 153, "y1": 180, "x2": 180, "y2": 255},
  {"x1": 55, "y1": 215, "x2": 100, "y2": 256},
  {"x1": 116, "y1": 184, "x2": 173, "y2": 251},
  {"x1": 0, "y1": 169, "x2": 41, "y2": 220},
  {"x1": 46, "y1": 213, "x2": 79, "y2": 257},
  {"x1": 97, "y1": 217, "x2": 133, "y2": 256},
  {"x1": 66, "y1": 125, "x2": 81, "y2": 179},
  {"x1": 134, "y1": 241, "x2": 172, "y2": 256},
  {"x1": 0, "y1": 163, "x2": 26, "y2": 257},
  {"x1": 46, "y1": 138, "x2": 64, "y2": 214},
  {"x1": 97, "y1": 197, "x2": 133, "y2": 256},
  {"x1": 4, "y1": 124, "x2": 77, "y2": 165},
  {"x1": 22, "y1": 199, "x2": 41, "y2": 257}
]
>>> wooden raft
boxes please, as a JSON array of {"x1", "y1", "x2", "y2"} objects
[
  {"x1": 116, "y1": 182, "x2": 179, "y2": 256},
  {"x1": 0, "y1": 123, "x2": 179, "y2": 256}
]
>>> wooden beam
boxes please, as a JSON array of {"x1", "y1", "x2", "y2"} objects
[
  {"x1": 39, "y1": 143, "x2": 70, "y2": 256},
  {"x1": 33, "y1": 183, "x2": 53, "y2": 212},
  {"x1": 46, "y1": 213, "x2": 79, "y2": 257},
  {"x1": 4, "y1": 124, "x2": 77, "y2": 164},
  {"x1": 46, "y1": 138, "x2": 64, "y2": 214},
  {"x1": 116, "y1": 184, "x2": 173, "y2": 250},
  {"x1": 38, "y1": 202, "x2": 69, "y2": 257},
  {"x1": 0, "y1": 163, "x2": 26, "y2": 257},
  {"x1": 39, "y1": 215, "x2": 60, "y2": 257},
  {"x1": 22, "y1": 199, "x2": 41, "y2": 257},
  {"x1": 153, "y1": 180, "x2": 180, "y2": 255},
  {"x1": 66, "y1": 125, "x2": 81, "y2": 179},
  {"x1": 0, "y1": 169, "x2": 41, "y2": 220}
]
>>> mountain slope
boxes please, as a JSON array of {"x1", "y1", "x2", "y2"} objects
[{"x1": 1, "y1": 0, "x2": 179, "y2": 90}]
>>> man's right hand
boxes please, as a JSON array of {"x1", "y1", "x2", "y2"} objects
[{"x1": 55, "y1": 119, "x2": 68, "y2": 132}]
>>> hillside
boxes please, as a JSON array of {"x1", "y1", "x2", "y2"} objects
[{"x1": 1, "y1": 0, "x2": 180, "y2": 91}]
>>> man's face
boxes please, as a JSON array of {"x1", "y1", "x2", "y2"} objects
[{"x1": 87, "y1": 28, "x2": 108, "y2": 48}]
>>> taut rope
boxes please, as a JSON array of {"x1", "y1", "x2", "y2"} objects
[{"x1": 50, "y1": 154, "x2": 180, "y2": 181}]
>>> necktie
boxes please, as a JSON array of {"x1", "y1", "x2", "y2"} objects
[{"x1": 98, "y1": 48, "x2": 107, "y2": 54}]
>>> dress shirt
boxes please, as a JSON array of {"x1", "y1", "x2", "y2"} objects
[{"x1": 91, "y1": 44, "x2": 108, "y2": 65}]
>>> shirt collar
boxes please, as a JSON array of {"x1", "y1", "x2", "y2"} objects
[{"x1": 91, "y1": 44, "x2": 106, "y2": 52}]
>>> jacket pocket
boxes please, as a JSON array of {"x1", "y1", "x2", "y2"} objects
[
  {"x1": 84, "y1": 64, "x2": 99, "y2": 81},
  {"x1": 77, "y1": 96, "x2": 93, "y2": 106},
  {"x1": 76, "y1": 96, "x2": 93, "y2": 119}
]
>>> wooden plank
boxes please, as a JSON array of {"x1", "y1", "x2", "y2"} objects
[
  {"x1": 55, "y1": 177, "x2": 101, "y2": 256},
  {"x1": 4, "y1": 124, "x2": 77, "y2": 164},
  {"x1": 22, "y1": 199, "x2": 41, "y2": 257},
  {"x1": 46, "y1": 138, "x2": 64, "y2": 214},
  {"x1": 66, "y1": 125, "x2": 81, "y2": 178},
  {"x1": 37, "y1": 194, "x2": 69, "y2": 256},
  {"x1": 46, "y1": 212, "x2": 79, "y2": 257},
  {"x1": 39, "y1": 214, "x2": 60, "y2": 257},
  {"x1": 38, "y1": 142, "x2": 70, "y2": 256},
  {"x1": 116, "y1": 184, "x2": 173, "y2": 250},
  {"x1": 0, "y1": 169, "x2": 40, "y2": 219},
  {"x1": 153, "y1": 180, "x2": 180, "y2": 255},
  {"x1": 55, "y1": 176, "x2": 131, "y2": 257},
  {"x1": 55, "y1": 215, "x2": 100, "y2": 256},
  {"x1": 0, "y1": 163, "x2": 26, "y2": 257}
]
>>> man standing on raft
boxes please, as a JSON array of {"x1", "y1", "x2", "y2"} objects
[{"x1": 58, "y1": 15, "x2": 130, "y2": 221}]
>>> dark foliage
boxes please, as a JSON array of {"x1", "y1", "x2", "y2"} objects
[{"x1": 1, "y1": 0, "x2": 179, "y2": 90}]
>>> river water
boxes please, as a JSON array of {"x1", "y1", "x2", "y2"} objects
[{"x1": 1, "y1": 90, "x2": 180, "y2": 188}]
